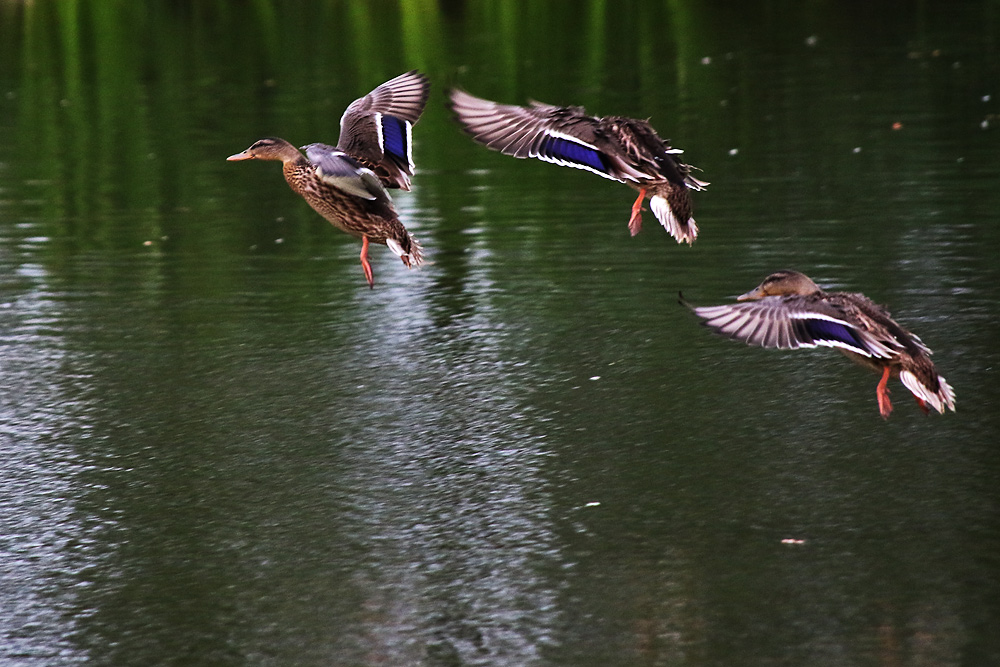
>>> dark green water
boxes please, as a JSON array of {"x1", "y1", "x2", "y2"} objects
[{"x1": 1, "y1": 1, "x2": 998, "y2": 665}]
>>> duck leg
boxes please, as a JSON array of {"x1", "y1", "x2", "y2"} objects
[
  {"x1": 360, "y1": 236, "x2": 375, "y2": 289},
  {"x1": 876, "y1": 366, "x2": 893, "y2": 419},
  {"x1": 628, "y1": 188, "x2": 647, "y2": 236}
]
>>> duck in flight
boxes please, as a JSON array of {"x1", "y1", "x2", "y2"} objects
[
  {"x1": 228, "y1": 70, "x2": 429, "y2": 287},
  {"x1": 683, "y1": 270, "x2": 956, "y2": 419},
  {"x1": 448, "y1": 88, "x2": 707, "y2": 244}
]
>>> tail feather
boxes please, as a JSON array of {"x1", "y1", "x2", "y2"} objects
[
  {"x1": 900, "y1": 370, "x2": 956, "y2": 414},
  {"x1": 386, "y1": 234, "x2": 424, "y2": 268},
  {"x1": 649, "y1": 194, "x2": 698, "y2": 245}
]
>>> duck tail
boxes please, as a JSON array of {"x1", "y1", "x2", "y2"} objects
[
  {"x1": 649, "y1": 191, "x2": 698, "y2": 245},
  {"x1": 900, "y1": 369, "x2": 957, "y2": 414},
  {"x1": 386, "y1": 234, "x2": 424, "y2": 269}
]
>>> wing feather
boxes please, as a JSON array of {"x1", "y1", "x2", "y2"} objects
[
  {"x1": 691, "y1": 296, "x2": 887, "y2": 356},
  {"x1": 302, "y1": 145, "x2": 391, "y2": 202},
  {"x1": 449, "y1": 89, "x2": 625, "y2": 180},
  {"x1": 337, "y1": 71, "x2": 429, "y2": 190}
]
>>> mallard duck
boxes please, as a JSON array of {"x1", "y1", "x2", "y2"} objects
[
  {"x1": 228, "y1": 70, "x2": 429, "y2": 287},
  {"x1": 448, "y1": 88, "x2": 707, "y2": 244},
  {"x1": 682, "y1": 270, "x2": 956, "y2": 419}
]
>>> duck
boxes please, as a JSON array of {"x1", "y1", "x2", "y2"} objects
[
  {"x1": 682, "y1": 270, "x2": 956, "y2": 419},
  {"x1": 448, "y1": 88, "x2": 707, "y2": 244},
  {"x1": 228, "y1": 70, "x2": 429, "y2": 287}
]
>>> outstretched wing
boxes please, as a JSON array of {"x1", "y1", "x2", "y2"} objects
[
  {"x1": 448, "y1": 88, "x2": 636, "y2": 182},
  {"x1": 686, "y1": 295, "x2": 901, "y2": 358},
  {"x1": 337, "y1": 70, "x2": 430, "y2": 190}
]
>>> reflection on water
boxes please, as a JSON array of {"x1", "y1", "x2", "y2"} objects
[
  {"x1": 0, "y1": 259, "x2": 89, "y2": 663},
  {"x1": 1, "y1": 1, "x2": 999, "y2": 666},
  {"x1": 16, "y1": 253, "x2": 566, "y2": 665}
]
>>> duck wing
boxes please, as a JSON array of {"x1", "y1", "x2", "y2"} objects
[
  {"x1": 337, "y1": 70, "x2": 430, "y2": 190},
  {"x1": 302, "y1": 144, "x2": 392, "y2": 203},
  {"x1": 449, "y1": 89, "x2": 665, "y2": 183},
  {"x1": 831, "y1": 292, "x2": 933, "y2": 356},
  {"x1": 687, "y1": 294, "x2": 902, "y2": 358}
]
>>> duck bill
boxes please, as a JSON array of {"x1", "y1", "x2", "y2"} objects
[
  {"x1": 736, "y1": 286, "x2": 766, "y2": 301},
  {"x1": 226, "y1": 150, "x2": 254, "y2": 161}
]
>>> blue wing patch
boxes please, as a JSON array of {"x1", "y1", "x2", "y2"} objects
[
  {"x1": 539, "y1": 135, "x2": 610, "y2": 174},
  {"x1": 381, "y1": 115, "x2": 409, "y2": 163},
  {"x1": 801, "y1": 317, "x2": 866, "y2": 351}
]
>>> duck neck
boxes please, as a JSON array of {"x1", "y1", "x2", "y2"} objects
[{"x1": 282, "y1": 156, "x2": 312, "y2": 194}]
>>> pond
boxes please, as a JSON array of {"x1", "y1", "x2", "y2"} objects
[{"x1": 0, "y1": 1, "x2": 998, "y2": 665}]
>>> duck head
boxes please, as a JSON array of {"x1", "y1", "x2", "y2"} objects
[
  {"x1": 227, "y1": 137, "x2": 302, "y2": 163},
  {"x1": 737, "y1": 270, "x2": 823, "y2": 301}
]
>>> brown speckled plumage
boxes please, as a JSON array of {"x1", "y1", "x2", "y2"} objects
[{"x1": 281, "y1": 158, "x2": 414, "y2": 250}]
